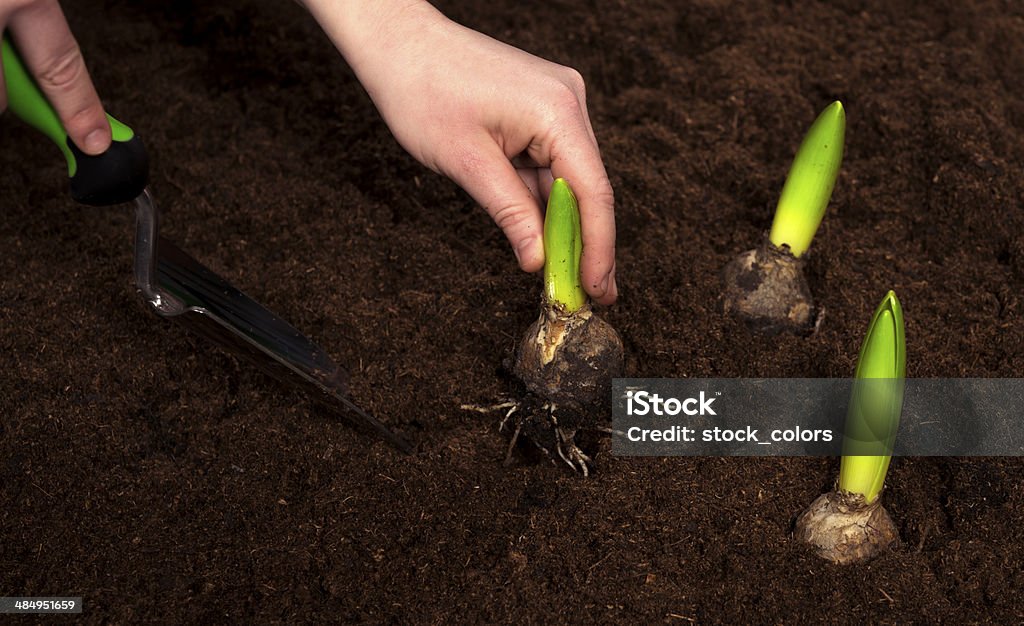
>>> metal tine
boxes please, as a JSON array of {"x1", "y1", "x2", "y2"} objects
[{"x1": 133, "y1": 189, "x2": 412, "y2": 453}]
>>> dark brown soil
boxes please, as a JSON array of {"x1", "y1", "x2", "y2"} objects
[{"x1": 3, "y1": 0, "x2": 1024, "y2": 622}]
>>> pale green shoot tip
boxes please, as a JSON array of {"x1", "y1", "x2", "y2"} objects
[
  {"x1": 769, "y1": 101, "x2": 846, "y2": 258},
  {"x1": 839, "y1": 290, "x2": 906, "y2": 503},
  {"x1": 544, "y1": 178, "x2": 587, "y2": 313}
]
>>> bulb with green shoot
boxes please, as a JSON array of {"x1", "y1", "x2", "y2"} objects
[
  {"x1": 795, "y1": 290, "x2": 904, "y2": 564},
  {"x1": 722, "y1": 101, "x2": 845, "y2": 332},
  {"x1": 512, "y1": 178, "x2": 624, "y2": 473}
]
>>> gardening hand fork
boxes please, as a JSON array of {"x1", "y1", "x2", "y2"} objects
[{"x1": 2, "y1": 35, "x2": 412, "y2": 453}]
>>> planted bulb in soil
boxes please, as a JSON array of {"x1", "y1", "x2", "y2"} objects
[
  {"x1": 721, "y1": 102, "x2": 845, "y2": 334},
  {"x1": 794, "y1": 490, "x2": 898, "y2": 564},
  {"x1": 512, "y1": 300, "x2": 624, "y2": 470},
  {"x1": 721, "y1": 237, "x2": 815, "y2": 333}
]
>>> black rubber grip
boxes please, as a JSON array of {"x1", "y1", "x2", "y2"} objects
[{"x1": 68, "y1": 135, "x2": 149, "y2": 206}]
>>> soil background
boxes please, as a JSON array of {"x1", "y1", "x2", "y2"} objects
[{"x1": 3, "y1": 0, "x2": 1024, "y2": 622}]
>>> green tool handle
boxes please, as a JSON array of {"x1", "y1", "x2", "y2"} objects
[{"x1": 2, "y1": 34, "x2": 148, "y2": 206}]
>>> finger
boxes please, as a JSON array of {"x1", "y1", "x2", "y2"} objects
[
  {"x1": 514, "y1": 166, "x2": 555, "y2": 204},
  {"x1": 9, "y1": 2, "x2": 111, "y2": 155},
  {"x1": 535, "y1": 115, "x2": 616, "y2": 304},
  {"x1": 563, "y1": 68, "x2": 600, "y2": 148},
  {"x1": 536, "y1": 167, "x2": 554, "y2": 199},
  {"x1": 446, "y1": 139, "x2": 545, "y2": 272},
  {"x1": 515, "y1": 166, "x2": 541, "y2": 206}
]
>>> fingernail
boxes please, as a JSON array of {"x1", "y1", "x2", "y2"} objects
[
  {"x1": 83, "y1": 129, "x2": 108, "y2": 155},
  {"x1": 598, "y1": 273, "x2": 610, "y2": 295},
  {"x1": 516, "y1": 238, "x2": 538, "y2": 268}
]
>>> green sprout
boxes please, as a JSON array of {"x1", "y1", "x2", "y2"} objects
[
  {"x1": 768, "y1": 101, "x2": 846, "y2": 258},
  {"x1": 839, "y1": 290, "x2": 906, "y2": 503},
  {"x1": 508, "y1": 176, "x2": 623, "y2": 474},
  {"x1": 543, "y1": 178, "x2": 587, "y2": 313}
]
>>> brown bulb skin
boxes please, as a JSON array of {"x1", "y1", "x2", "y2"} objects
[
  {"x1": 722, "y1": 238, "x2": 815, "y2": 333},
  {"x1": 513, "y1": 301, "x2": 623, "y2": 435},
  {"x1": 795, "y1": 490, "x2": 899, "y2": 564}
]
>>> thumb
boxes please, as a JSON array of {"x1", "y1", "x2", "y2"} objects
[
  {"x1": 444, "y1": 141, "x2": 545, "y2": 272},
  {"x1": 9, "y1": 6, "x2": 111, "y2": 155}
]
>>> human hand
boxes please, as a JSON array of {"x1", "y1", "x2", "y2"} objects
[
  {"x1": 305, "y1": 1, "x2": 617, "y2": 304},
  {"x1": 1, "y1": 0, "x2": 110, "y2": 154}
]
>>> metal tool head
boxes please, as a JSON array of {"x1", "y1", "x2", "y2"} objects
[{"x1": 133, "y1": 189, "x2": 412, "y2": 453}]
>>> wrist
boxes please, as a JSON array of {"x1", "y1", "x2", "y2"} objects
[{"x1": 302, "y1": 0, "x2": 443, "y2": 73}]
